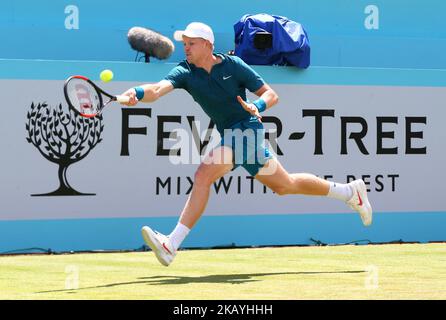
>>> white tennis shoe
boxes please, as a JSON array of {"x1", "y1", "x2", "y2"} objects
[
  {"x1": 346, "y1": 179, "x2": 373, "y2": 226},
  {"x1": 141, "y1": 226, "x2": 176, "y2": 267}
]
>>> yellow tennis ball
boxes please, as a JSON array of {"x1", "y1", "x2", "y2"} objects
[{"x1": 100, "y1": 69, "x2": 113, "y2": 82}]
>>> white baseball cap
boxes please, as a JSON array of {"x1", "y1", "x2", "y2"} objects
[{"x1": 173, "y1": 22, "x2": 215, "y2": 44}]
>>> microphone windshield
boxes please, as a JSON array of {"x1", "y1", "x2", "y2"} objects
[{"x1": 127, "y1": 27, "x2": 175, "y2": 60}]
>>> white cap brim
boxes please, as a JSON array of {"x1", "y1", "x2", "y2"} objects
[{"x1": 173, "y1": 29, "x2": 214, "y2": 44}]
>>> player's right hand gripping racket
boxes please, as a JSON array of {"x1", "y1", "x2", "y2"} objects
[{"x1": 64, "y1": 75, "x2": 130, "y2": 118}]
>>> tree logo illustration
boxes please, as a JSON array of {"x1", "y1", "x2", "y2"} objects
[{"x1": 26, "y1": 102, "x2": 104, "y2": 196}]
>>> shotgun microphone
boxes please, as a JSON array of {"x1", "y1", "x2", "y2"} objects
[{"x1": 127, "y1": 27, "x2": 175, "y2": 62}]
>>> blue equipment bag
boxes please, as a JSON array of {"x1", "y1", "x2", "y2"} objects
[{"x1": 234, "y1": 13, "x2": 310, "y2": 68}]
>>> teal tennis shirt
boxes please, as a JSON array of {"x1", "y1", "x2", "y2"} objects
[{"x1": 164, "y1": 53, "x2": 265, "y2": 133}]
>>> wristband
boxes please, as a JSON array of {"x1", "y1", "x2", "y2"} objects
[
  {"x1": 133, "y1": 87, "x2": 145, "y2": 100},
  {"x1": 252, "y1": 98, "x2": 267, "y2": 113}
]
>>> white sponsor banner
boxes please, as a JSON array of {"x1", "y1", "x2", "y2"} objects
[{"x1": 0, "y1": 80, "x2": 443, "y2": 220}]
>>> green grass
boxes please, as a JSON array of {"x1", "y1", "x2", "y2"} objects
[{"x1": 0, "y1": 243, "x2": 445, "y2": 299}]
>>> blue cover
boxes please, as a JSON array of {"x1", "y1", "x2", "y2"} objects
[{"x1": 234, "y1": 13, "x2": 310, "y2": 68}]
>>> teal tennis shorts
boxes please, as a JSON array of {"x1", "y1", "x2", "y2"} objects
[{"x1": 220, "y1": 117, "x2": 274, "y2": 176}]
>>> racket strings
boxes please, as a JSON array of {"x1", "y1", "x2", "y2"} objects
[{"x1": 66, "y1": 79, "x2": 101, "y2": 117}]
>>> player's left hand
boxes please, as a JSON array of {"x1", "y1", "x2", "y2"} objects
[{"x1": 237, "y1": 96, "x2": 262, "y2": 122}]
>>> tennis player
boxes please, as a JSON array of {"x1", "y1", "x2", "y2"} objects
[{"x1": 121, "y1": 22, "x2": 372, "y2": 267}]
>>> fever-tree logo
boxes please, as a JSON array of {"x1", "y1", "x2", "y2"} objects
[{"x1": 26, "y1": 102, "x2": 104, "y2": 196}]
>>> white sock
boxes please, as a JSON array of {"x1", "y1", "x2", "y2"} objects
[
  {"x1": 327, "y1": 181, "x2": 353, "y2": 202},
  {"x1": 169, "y1": 222, "x2": 190, "y2": 251}
]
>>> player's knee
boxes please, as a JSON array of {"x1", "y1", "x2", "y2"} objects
[
  {"x1": 194, "y1": 168, "x2": 213, "y2": 187},
  {"x1": 270, "y1": 177, "x2": 295, "y2": 196},
  {"x1": 271, "y1": 185, "x2": 290, "y2": 196}
]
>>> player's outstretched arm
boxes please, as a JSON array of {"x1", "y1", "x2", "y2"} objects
[{"x1": 120, "y1": 80, "x2": 174, "y2": 106}]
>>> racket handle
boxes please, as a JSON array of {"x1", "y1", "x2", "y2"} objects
[{"x1": 116, "y1": 95, "x2": 130, "y2": 104}]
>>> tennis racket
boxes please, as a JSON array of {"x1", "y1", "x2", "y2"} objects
[{"x1": 64, "y1": 75, "x2": 130, "y2": 118}]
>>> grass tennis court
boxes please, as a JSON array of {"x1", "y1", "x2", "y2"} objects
[{"x1": 1, "y1": 243, "x2": 445, "y2": 300}]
